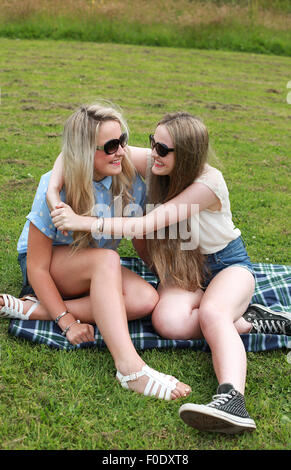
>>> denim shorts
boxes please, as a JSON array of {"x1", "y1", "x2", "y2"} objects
[
  {"x1": 17, "y1": 252, "x2": 35, "y2": 297},
  {"x1": 203, "y1": 236, "x2": 255, "y2": 289}
]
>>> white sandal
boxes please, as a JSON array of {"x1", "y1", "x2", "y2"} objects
[
  {"x1": 116, "y1": 365, "x2": 180, "y2": 400},
  {"x1": 0, "y1": 294, "x2": 39, "y2": 320}
]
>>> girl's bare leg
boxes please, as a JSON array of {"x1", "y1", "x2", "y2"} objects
[
  {"x1": 198, "y1": 266, "x2": 255, "y2": 394},
  {"x1": 149, "y1": 283, "x2": 252, "y2": 341},
  {"x1": 16, "y1": 246, "x2": 190, "y2": 399},
  {"x1": 3, "y1": 262, "x2": 158, "y2": 322}
]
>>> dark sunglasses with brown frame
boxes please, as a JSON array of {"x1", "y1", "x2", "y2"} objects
[
  {"x1": 96, "y1": 132, "x2": 128, "y2": 155},
  {"x1": 149, "y1": 134, "x2": 174, "y2": 157}
]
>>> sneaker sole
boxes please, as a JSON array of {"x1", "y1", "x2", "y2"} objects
[
  {"x1": 250, "y1": 304, "x2": 291, "y2": 321},
  {"x1": 179, "y1": 404, "x2": 256, "y2": 434}
]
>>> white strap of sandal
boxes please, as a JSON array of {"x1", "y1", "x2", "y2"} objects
[
  {"x1": 23, "y1": 296, "x2": 39, "y2": 319},
  {"x1": 116, "y1": 365, "x2": 178, "y2": 401},
  {"x1": 21, "y1": 296, "x2": 39, "y2": 319},
  {"x1": 116, "y1": 369, "x2": 145, "y2": 386},
  {"x1": 143, "y1": 366, "x2": 178, "y2": 400},
  {"x1": 0, "y1": 294, "x2": 39, "y2": 320}
]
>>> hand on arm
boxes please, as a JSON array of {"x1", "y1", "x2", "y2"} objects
[
  {"x1": 51, "y1": 202, "x2": 95, "y2": 233},
  {"x1": 51, "y1": 181, "x2": 219, "y2": 238},
  {"x1": 51, "y1": 180, "x2": 219, "y2": 242},
  {"x1": 27, "y1": 223, "x2": 94, "y2": 344}
]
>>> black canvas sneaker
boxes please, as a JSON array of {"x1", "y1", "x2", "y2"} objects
[
  {"x1": 244, "y1": 304, "x2": 291, "y2": 335},
  {"x1": 179, "y1": 383, "x2": 256, "y2": 434}
]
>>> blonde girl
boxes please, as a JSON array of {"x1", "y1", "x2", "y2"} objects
[{"x1": 0, "y1": 103, "x2": 192, "y2": 401}]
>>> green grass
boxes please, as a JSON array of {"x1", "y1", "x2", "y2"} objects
[
  {"x1": 1, "y1": 15, "x2": 291, "y2": 57},
  {"x1": 0, "y1": 0, "x2": 291, "y2": 57},
  {"x1": 0, "y1": 38, "x2": 291, "y2": 450}
]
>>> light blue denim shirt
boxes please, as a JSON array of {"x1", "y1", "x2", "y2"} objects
[{"x1": 17, "y1": 170, "x2": 146, "y2": 254}]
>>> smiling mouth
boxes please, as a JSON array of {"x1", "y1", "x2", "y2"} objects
[
  {"x1": 110, "y1": 159, "x2": 122, "y2": 166},
  {"x1": 154, "y1": 160, "x2": 165, "y2": 168}
]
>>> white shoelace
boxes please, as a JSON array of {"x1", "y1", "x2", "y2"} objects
[
  {"x1": 253, "y1": 318, "x2": 287, "y2": 334},
  {"x1": 207, "y1": 393, "x2": 232, "y2": 408}
]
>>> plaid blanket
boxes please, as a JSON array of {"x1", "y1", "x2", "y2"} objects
[{"x1": 8, "y1": 258, "x2": 291, "y2": 352}]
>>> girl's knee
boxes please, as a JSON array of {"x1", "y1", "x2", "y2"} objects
[
  {"x1": 93, "y1": 248, "x2": 119, "y2": 264},
  {"x1": 152, "y1": 304, "x2": 192, "y2": 340},
  {"x1": 128, "y1": 284, "x2": 159, "y2": 317},
  {"x1": 90, "y1": 248, "x2": 121, "y2": 275}
]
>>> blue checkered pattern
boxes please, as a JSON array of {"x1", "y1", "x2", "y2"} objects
[{"x1": 8, "y1": 258, "x2": 291, "y2": 352}]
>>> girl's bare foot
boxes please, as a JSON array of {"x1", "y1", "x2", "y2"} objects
[{"x1": 116, "y1": 362, "x2": 191, "y2": 400}]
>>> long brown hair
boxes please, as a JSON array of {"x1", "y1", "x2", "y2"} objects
[{"x1": 146, "y1": 112, "x2": 209, "y2": 291}]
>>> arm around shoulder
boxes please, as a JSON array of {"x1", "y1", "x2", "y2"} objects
[
  {"x1": 128, "y1": 146, "x2": 149, "y2": 179},
  {"x1": 102, "y1": 180, "x2": 220, "y2": 238},
  {"x1": 46, "y1": 152, "x2": 65, "y2": 211}
]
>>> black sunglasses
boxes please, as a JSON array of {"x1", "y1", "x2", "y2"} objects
[
  {"x1": 149, "y1": 134, "x2": 174, "y2": 157},
  {"x1": 96, "y1": 132, "x2": 128, "y2": 155}
]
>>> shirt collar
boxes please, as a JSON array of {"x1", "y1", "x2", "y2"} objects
[{"x1": 94, "y1": 175, "x2": 112, "y2": 190}]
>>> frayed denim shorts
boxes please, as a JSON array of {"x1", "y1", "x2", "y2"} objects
[{"x1": 203, "y1": 236, "x2": 255, "y2": 289}]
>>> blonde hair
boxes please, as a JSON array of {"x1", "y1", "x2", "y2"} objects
[
  {"x1": 146, "y1": 112, "x2": 210, "y2": 291},
  {"x1": 62, "y1": 101, "x2": 136, "y2": 251}
]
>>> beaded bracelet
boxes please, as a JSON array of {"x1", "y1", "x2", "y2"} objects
[{"x1": 61, "y1": 319, "x2": 81, "y2": 337}]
